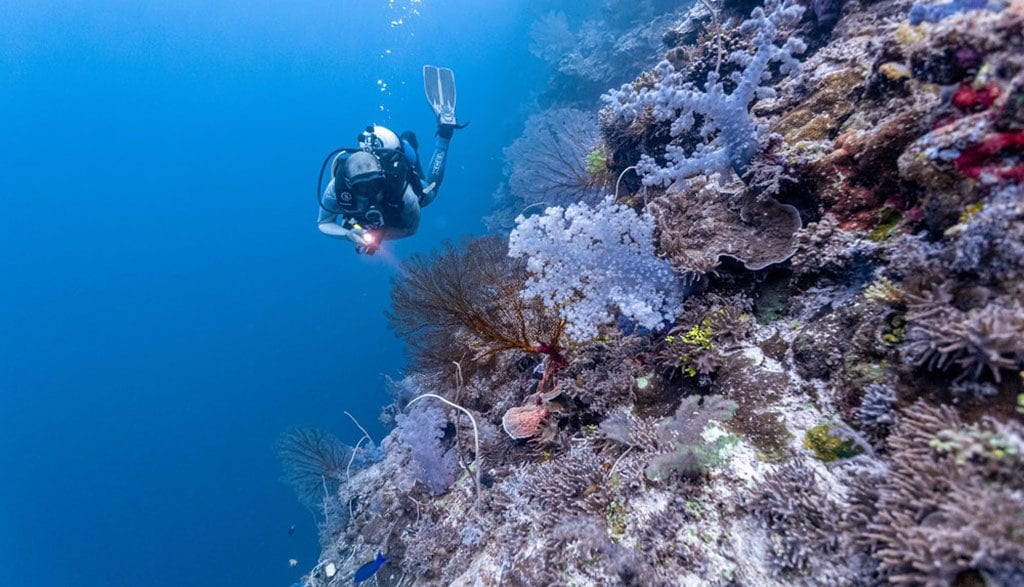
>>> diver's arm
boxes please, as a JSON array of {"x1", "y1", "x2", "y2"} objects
[
  {"x1": 317, "y1": 181, "x2": 357, "y2": 240},
  {"x1": 419, "y1": 132, "x2": 452, "y2": 208},
  {"x1": 318, "y1": 217, "x2": 356, "y2": 239}
]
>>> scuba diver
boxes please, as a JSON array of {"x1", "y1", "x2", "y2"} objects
[{"x1": 316, "y1": 65, "x2": 464, "y2": 255}]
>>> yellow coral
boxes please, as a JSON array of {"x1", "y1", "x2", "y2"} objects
[
  {"x1": 878, "y1": 62, "x2": 912, "y2": 81},
  {"x1": 681, "y1": 320, "x2": 714, "y2": 350},
  {"x1": 960, "y1": 201, "x2": 985, "y2": 223},
  {"x1": 894, "y1": 22, "x2": 925, "y2": 45}
]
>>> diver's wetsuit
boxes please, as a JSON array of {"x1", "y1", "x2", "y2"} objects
[{"x1": 317, "y1": 131, "x2": 451, "y2": 242}]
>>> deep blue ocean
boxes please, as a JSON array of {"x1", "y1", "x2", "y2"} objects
[{"x1": 0, "y1": 1, "x2": 570, "y2": 584}]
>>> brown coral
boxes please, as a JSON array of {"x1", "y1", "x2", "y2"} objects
[
  {"x1": 846, "y1": 401, "x2": 1024, "y2": 585},
  {"x1": 650, "y1": 183, "x2": 802, "y2": 278},
  {"x1": 388, "y1": 236, "x2": 565, "y2": 376},
  {"x1": 903, "y1": 299, "x2": 1024, "y2": 383}
]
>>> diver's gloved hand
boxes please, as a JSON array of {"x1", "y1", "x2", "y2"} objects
[
  {"x1": 437, "y1": 119, "x2": 468, "y2": 140},
  {"x1": 355, "y1": 242, "x2": 379, "y2": 256},
  {"x1": 436, "y1": 111, "x2": 468, "y2": 140}
]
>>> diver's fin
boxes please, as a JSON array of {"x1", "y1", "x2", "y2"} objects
[{"x1": 423, "y1": 65, "x2": 457, "y2": 127}]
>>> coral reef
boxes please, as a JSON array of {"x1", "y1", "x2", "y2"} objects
[{"x1": 292, "y1": 1, "x2": 1024, "y2": 585}]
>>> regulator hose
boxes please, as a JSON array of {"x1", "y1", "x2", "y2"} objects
[{"x1": 316, "y1": 148, "x2": 348, "y2": 213}]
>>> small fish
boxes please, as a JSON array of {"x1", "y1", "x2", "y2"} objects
[
  {"x1": 288, "y1": 525, "x2": 296, "y2": 537},
  {"x1": 353, "y1": 551, "x2": 389, "y2": 584}
]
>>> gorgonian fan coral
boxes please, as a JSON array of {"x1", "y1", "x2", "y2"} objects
[
  {"x1": 504, "y1": 108, "x2": 607, "y2": 212},
  {"x1": 388, "y1": 236, "x2": 565, "y2": 374}
]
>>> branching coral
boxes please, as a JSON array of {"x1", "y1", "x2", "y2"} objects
[
  {"x1": 847, "y1": 401, "x2": 1024, "y2": 585},
  {"x1": 651, "y1": 295, "x2": 756, "y2": 386},
  {"x1": 857, "y1": 383, "x2": 897, "y2": 443},
  {"x1": 523, "y1": 445, "x2": 614, "y2": 518},
  {"x1": 657, "y1": 318, "x2": 719, "y2": 379},
  {"x1": 604, "y1": 0, "x2": 806, "y2": 186},
  {"x1": 888, "y1": 185, "x2": 1024, "y2": 387},
  {"x1": 902, "y1": 298, "x2": 1024, "y2": 383},
  {"x1": 509, "y1": 195, "x2": 683, "y2": 342},
  {"x1": 746, "y1": 462, "x2": 841, "y2": 576}
]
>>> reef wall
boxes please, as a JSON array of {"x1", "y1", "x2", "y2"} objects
[{"x1": 293, "y1": 1, "x2": 1024, "y2": 585}]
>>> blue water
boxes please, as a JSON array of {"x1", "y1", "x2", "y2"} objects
[{"x1": 0, "y1": 1, "x2": 550, "y2": 584}]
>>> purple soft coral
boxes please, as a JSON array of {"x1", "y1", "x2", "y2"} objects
[
  {"x1": 909, "y1": 0, "x2": 1002, "y2": 25},
  {"x1": 603, "y1": 0, "x2": 806, "y2": 187}
]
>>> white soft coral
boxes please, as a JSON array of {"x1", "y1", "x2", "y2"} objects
[{"x1": 508, "y1": 195, "x2": 683, "y2": 342}]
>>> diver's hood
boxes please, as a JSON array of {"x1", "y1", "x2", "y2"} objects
[
  {"x1": 343, "y1": 150, "x2": 384, "y2": 184},
  {"x1": 335, "y1": 151, "x2": 386, "y2": 224}
]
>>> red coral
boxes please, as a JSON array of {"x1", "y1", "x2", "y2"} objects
[
  {"x1": 954, "y1": 131, "x2": 1024, "y2": 182},
  {"x1": 533, "y1": 343, "x2": 568, "y2": 398},
  {"x1": 951, "y1": 83, "x2": 1000, "y2": 113}
]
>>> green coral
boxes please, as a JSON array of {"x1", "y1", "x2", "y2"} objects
[
  {"x1": 803, "y1": 424, "x2": 862, "y2": 462},
  {"x1": 680, "y1": 320, "x2": 714, "y2": 349},
  {"x1": 844, "y1": 360, "x2": 891, "y2": 391},
  {"x1": 930, "y1": 426, "x2": 1022, "y2": 465},
  {"x1": 868, "y1": 207, "x2": 903, "y2": 242},
  {"x1": 959, "y1": 201, "x2": 984, "y2": 224},
  {"x1": 880, "y1": 314, "x2": 906, "y2": 345},
  {"x1": 605, "y1": 500, "x2": 627, "y2": 537},
  {"x1": 584, "y1": 147, "x2": 608, "y2": 175}
]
